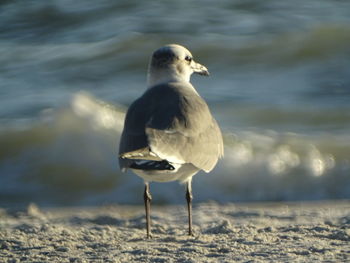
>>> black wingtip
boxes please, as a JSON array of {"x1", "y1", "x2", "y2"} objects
[{"x1": 130, "y1": 160, "x2": 175, "y2": 171}]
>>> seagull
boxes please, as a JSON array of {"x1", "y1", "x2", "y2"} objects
[{"x1": 119, "y1": 44, "x2": 223, "y2": 238}]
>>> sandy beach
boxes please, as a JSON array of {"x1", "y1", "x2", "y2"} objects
[{"x1": 1, "y1": 201, "x2": 349, "y2": 262}]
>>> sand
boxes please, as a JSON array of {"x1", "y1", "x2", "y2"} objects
[{"x1": 0, "y1": 201, "x2": 349, "y2": 263}]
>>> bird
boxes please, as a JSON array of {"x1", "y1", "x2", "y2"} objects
[{"x1": 118, "y1": 44, "x2": 223, "y2": 238}]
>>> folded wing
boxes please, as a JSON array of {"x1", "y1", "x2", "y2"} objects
[{"x1": 119, "y1": 82, "x2": 223, "y2": 172}]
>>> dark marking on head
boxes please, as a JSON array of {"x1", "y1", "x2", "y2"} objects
[{"x1": 151, "y1": 47, "x2": 177, "y2": 68}]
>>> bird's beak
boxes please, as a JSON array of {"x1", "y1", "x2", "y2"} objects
[{"x1": 192, "y1": 61, "x2": 209, "y2": 76}]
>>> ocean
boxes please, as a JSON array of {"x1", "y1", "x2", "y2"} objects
[{"x1": 1, "y1": 0, "x2": 350, "y2": 207}]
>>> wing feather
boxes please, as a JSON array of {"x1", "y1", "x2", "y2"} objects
[{"x1": 119, "y1": 82, "x2": 223, "y2": 172}]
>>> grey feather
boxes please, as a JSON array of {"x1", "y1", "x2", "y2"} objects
[{"x1": 119, "y1": 82, "x2": 223, "y2": 172}]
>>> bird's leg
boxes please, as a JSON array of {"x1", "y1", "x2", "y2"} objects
[
  {"x1": 186, "y1": 180, "x2": 194, "y2": 236},
  {"x1": 144, "y1": 182, "x2": 152, "y2": 238}
]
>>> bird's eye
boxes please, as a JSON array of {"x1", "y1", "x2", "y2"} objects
[{"x1": 185, "y1": 56, "x2": 192, "y2": 62}]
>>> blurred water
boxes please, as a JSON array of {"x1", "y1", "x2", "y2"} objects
[{"x1": 1, "y1": 0, "x2": 350, "y2": 207}]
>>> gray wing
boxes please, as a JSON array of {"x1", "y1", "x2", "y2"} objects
[{"x1": 119, "y1": 82, "x2": 223, "y2": 172}]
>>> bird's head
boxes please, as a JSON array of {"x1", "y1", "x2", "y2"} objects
[{"x1": 147, "y1": 44, "x2": 209, "y2": 87}]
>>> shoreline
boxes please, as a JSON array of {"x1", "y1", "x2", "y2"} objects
[{"x1": 1, "y1": 201, "x2": 349, "y2": 262}]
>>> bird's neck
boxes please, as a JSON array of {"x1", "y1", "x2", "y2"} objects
[{"x1": 147, "y1": 67, "x2": 190, "y2": 87}]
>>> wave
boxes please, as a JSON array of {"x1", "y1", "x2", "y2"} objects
[
  {"x1": 1, "y1": 92, "x2": 349, "y2": 207},
  {"x1": 194, "y1": 24, "x2": 350, "y2": 69},
  {"x1": 0, "y1": 92, "x2": 125, "y2": 206},
  {"x1": 0, "y1": 23, "x2": 350, "y2": 74}
]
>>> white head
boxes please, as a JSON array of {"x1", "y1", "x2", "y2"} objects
[{"x1": 147, "y1": 44, "x2": 209, "y2": 87}]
